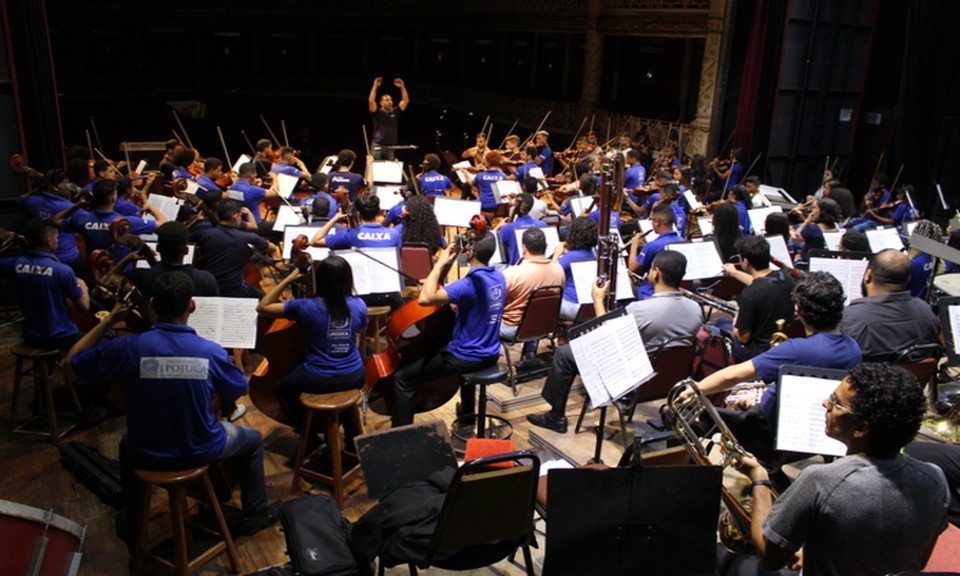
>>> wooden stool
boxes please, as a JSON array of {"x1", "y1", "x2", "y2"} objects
[
  {"x1": 9, "y1": 346, "x2": 82, "y2": 443},
  {"x1": 132, "y1": 465, "x2": 241, "y2": 576},
  {"x1": 291, "y1": 390, "x2": 364, "y2": 508},
  {"x1": 452, "y1": 364, "x2": 513, "y2": 441},
  {"x1": 361, "y1": 305, "x2": 392, "y2": 359}
]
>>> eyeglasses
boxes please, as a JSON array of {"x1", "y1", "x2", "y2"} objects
[{"x1": 826, "y1": 392, "x2": 854, "y2": 415}]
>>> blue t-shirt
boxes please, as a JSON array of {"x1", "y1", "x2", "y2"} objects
[
  {"x1": 190, "y1": 225, "x2": 269, "y2": 296},
  {"x1": 300, "y1": 192, "x2": 338, "y2": 220},
  {"x1": 0, "y1": 251, "x2": 83, "y2": 342},
  {"x1": 18, "y1": 191, "x2": 81, "y2": 264},
  {"x1": 230, "y1": 179, "x2": 268, "y2": 222},
  {"x1": 537, "y1": 145, "x2": 553, "y2": 175},
  {"x1": 559, "y1": 193, "x2": 587, "y2": 218},
  {"x1": 270, "y1": 162, "x2": 303, "y2": 177},
  {"x1": 474, "y1": 169, "x2": 508, "y2": 211},
  {"x1": 66, "y1": 209, "x2": 157, "y2": 259},
  {"x1": 635, "y1": 230, "x2": 682, "y2": 299},
  {"x1": 328, "y1": 171, "x2": 368, "y2": 202},
  {"x1": 70, "y1": 323, "x2": 248, "y2": 468},
  {"x1": 385, "y1": 201, "x2": 406, "y2": 225},
  {"x1": 173, "y1": 166, "x2": 193, "y2": 180},
  {"x1": 642, "y1": 193, "x2": 661, "y2": 213},
  {"x1": 670, "y1": 203, "x2": 687, "y2": 238},
  {"x1": 499, "y1": 215, "x2": 547, "y2": 265},
  {"x1": 588, "y1": 209, "x2": 621, "y2": 234},
  {"x1": 909, "y1": 253, "x2": 933, "y2": 299},
  {"x1": 513, "y1": 161, "x2": 538, "y2": 184},
  {"x1": 417, "y1": 171, "x2": 453, "y2": 196},
  {"x1": 445, "y1": 266, "x2": 506, "y2": 362},
  {"x1": 735, "y1": 201, "x2": 752, "y2": 236},
  {"x1": 624, "y1": 163, "x2": 646, "y2": 191},
  {"x1": 558, "y1": 249, "x2": 595, "y2": 303},
  {"x1": 114, "y1": 197, "x2": 141, "y2": 217},
  {"x1": 752, "y1": 332, "x2": 862, "y2": 422},
  {"x1": 284, "y1": 296, "x2": 368, "y2": 378},
  {"x1": 890, "y1": 203, "x2": 912, "y2": 225},
  {"x1": 326, "y1": 223, "x2": 401, "y2": 250},
  {"x1": 195, "y1": 173, "x2": 223, "y2": 194},
  {"x1": 727, "y1": 162, "x2": 742, "y2": 189}
]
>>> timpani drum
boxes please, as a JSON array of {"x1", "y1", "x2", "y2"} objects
[
  {"x1": 0, "y1": 499, "x2": 84, "y2": 576},
  {"x1": 934, "y1": 273, "x2": 960, "y2": 297}
]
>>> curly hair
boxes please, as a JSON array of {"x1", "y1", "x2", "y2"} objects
[
  {"x1": 401, "y1": 195, "x2": 441, "y2": 253},
  {"x1": 846, "y1": 362, "x2": 924, "y2": 456},
  {"x1": 793, "y1": 270, "x2": 845, "y2": 330},
  {"x1": 907, "y1": 219, "x2": 943, "y2": 259},
  {"x1": 565, "y1": 216, "x2": 598, "y2": 251}
]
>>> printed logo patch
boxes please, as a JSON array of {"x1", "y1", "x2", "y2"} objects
[{"x1": 140, "y1": 357, "x2": 210, "y2": 380}]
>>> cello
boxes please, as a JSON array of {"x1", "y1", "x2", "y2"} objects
[{"x1": 362, "y1": 216, "x2": 487, "y2": 416}]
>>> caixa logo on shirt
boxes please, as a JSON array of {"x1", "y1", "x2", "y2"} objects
[{"x1": 140, "y1": 357, "x2": 210, "y2": 380}]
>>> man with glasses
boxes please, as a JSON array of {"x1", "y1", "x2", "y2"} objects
[{"x1": 721, "y1": 363, "x2": 949, "y2": 575}]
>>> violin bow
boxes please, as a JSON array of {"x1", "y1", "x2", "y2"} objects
[
  {"x1": 498, "y1": 118, "x2": 519, "y2": 150},
  {"x1": 241, "y1": 130, "x2": 257, "y2": 154},
  {"x1": 260, "y1": 114, "x2": 282, "y2": 149},
  {"x1": 85, "y1": 130, "x2": 95, "y2": 161},
  {"x1": 217, "y1": 126, "x2": 233, "y2": 170},
  {"x1": 281, "y1": 119, "x2": 290, "y2": 148},
  {"x1": 172, "y1": 110, "x2": 195, "y2": 150},
  {"x1": 90, "y1": 116, "x2": 105, "y2": 156}
]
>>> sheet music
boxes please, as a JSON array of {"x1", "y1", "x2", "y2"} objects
[
  {"x1": 135, "y1": 242, "x2": 195, "y2": 269},
  {"x1": 334, "y1": 247, "x2": 402, "y2": 295},
  {"x1": 373, "y1": 185, "x2": 404, "y2": 211},
  {"x1": 275, "y1": 173, "x2": 299, "y2": 198},
  {"x1": 766, "y1": 235, "x2": 794, "y2": 269},
  {"x1": 451, "y1": 161, "x2": 474, "y2": 185},
  {"x1": 135, "y1": 160, "x2": 147, "y2": 174},
  {"x1": 698, "y1": 215, "x2": 714, "y2": 237},
  {"x1": 514, "y1": 226, "x2": 560, "y2": 262},
  {"x1": 489, "y1": 233, "x2": 505, "y2": 265},
  {"x1": 748, "y1": 207, "x2": 781, "y2": 236},
  {"x1": 949, "y1": 305, "x2": 960, "y2": 356},
  {"x1": 636, "y1": 218, "x2": 660, "y2": 242},
  {"x1": 145, "y1": 193, "x2": 182, "y2": 223},
  {"x1": 371, "y1": 160, "x2": 404, "y2": 184},
  {"x1": 759, "y1": 184, "x2": 797, "y2": 205},
  {"x1": 822, "y1": 231, "x2": 842, "y2": 251},
  {"x1": 683, "y1": 190, "x2": 703, "y2": 211},
  {"x1": 568, "y1": 195, "x2": 592, "y2": 216},
  {"x1": 272, "y1": 205, "x2": 306, "y2": 231},
  {"x1": 808, "y1": 256, "x2": 869, "y2": 306},
  {"x1": 185, "y1": 179, "x2": 200, "y2": 195},
  {"x1": 751, "y1": 192, "x2": 771, "y2": 208},
  {"x1": 433, "y1": 196, "x2": 482, "y2": 227},
  {"x1": 903, "y1": 221, "x2": 919, "y2": 238},
  {"x1": 231, "y1": 154, "x2": 252, "y2": 174},
  {"x1": 318, "y1": 155, "x2": 337, "y2": 175},
  {"x1": 189, "y1": 297, "x2": 259, "y2": 349},
  {"x1": 569, "y1": 313, "x2": 653, "y2": 408},
  {"x1": 866, "y1": 227, "x2": 904, "y2": 253},
  {"x1": 570, "y1": 258, "x2": 633, "y2": 304},
  {"x1": 776, "y1": 374, "x2": 847, "y2": 456},
  {"x1": 226, "y1": 189, "x2": 245, "y2": 202},
  {"x1": 493, "y1": 180, "x2": 522, "y2": 204},
  {"x1": 281, "y1": 225, "x2": 331, "y2": 260},
  {"x1": 667, "y1": 241, "x2": 724, "y2": 280}
]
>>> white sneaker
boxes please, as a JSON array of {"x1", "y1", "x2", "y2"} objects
[{"x1": 227, "y1": 403, "x2": 247, "y2": 422}]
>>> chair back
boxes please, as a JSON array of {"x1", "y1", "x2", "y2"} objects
[
  {"x1": 429, "y1": 451, "x2": 539, "y2": 560},
  {"x1": 514, "y1": 285, "x2": 562, "y2": 341},
  {"x1": 400, "y1": 245, "x2": 433, "y2": 284},
  {"x1": 632, "y1": 336, "x2": 697, "y2": 404},
  {"x1": 895, "y1": 342, "x2": 941, "y2": 389}
]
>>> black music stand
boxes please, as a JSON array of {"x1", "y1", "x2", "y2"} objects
[{"x1": 543, "y1": 464, "x2": 721, "y2": 576}]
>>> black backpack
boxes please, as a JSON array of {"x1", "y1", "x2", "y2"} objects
[{"x1": 280, "y1": 494, "x2": 366, "y2": 576}]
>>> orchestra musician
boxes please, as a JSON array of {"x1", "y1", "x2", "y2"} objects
[
  {"x1": 461, "y1": 132, "x2": 490, "y2": 168},
  {"x1": 229, "y1": 162, "x2": 282, "y2": 236},
  {"x1": 391, "y1": 234, "x2": 506, "y2": 427},
  {"x1": 61, "y1": 272, "x2": 280, "y2": 547},
  {"x1": 509, "y1": 145, "x2": 540, "y2": 184},
  {"x1": 622, "y1": 149, "x2": 647, "y2": 200},
  {"x1": 709, "y1": 147, "x2": 742, "y2": 197},
  {"x1": 471, "y1": 150, "x2": 509, "y2": 214},
  {"x1": 851, "y1": 184, "x2": 913, "y2": 232},
  {"x1": 17, "y1": 170, "x2": 85, "y2": 273},
  {"x1": 907, "y1": 219, "x2": 941, "y2": 299},
  {"x1": 301, "y1": 172, "x2": 340, "y2": 221},
  {"x1": 190, "y1": 199, "x2": 279, "y2": 298},
  {"x1": 790, "y1": 198, "x2": 841, "y2": 262},
  {"x1": 196, "y1": 157, "x2": 228, "y2": 193},
  {"x1": 158, "y1": 139, "x2": 182, "y2": 183},
  {"x1": 534, "y1": 130, "x2": 554, "y2": 176},
  {"x1": 554, "y1": 215, "x2": 598, "y2": 321},
  {"x1": 253, "y1": 139, "x2": 275, "y2": 183},
  {"x1": 498, "y1": 192, "x2": 547, "y2": 265},
  {"x1": 396, "y1": 195, "x2": 445, "y2": 254},
  {"x1": 270, "y1": 146, "x2": 311, "y2": 185},
  {"x1": 0, "y1": 219, "x2": 89, "y2": 350},
  {"x1": 628, "y1": 204, "x2": 682, "y2": 300},
  {"x1": 128, "y1": 221, "x2": 219, "y2": 298},
  {"x1": 368, "y1": 76, "x2": 410, "y2": 161},
  {"x1": 416, "y1": 153, "x2": 455, "y2": 197},
  {"x1": 257, "y1": 256, "x2": 367, "y2": 429},
  {"x1": 84, "y1": 159, "x2": 119, "y2": 193},
  {"x1": 327, "y1": 149, "x2": 369, "y2": 203}
]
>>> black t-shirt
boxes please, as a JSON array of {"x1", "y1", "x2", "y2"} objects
[
  {"x1": 190, "y1": 225, "x2": 269, "y2": 297},
  {"x1": 371, "y1": 108, "x2": 402, "y2": 145},
  {"x1": 128, "y1": 261, "x2": 220, "y2": 299},
  {"x1": 735, "y1": 269, "x2": 796, "y2": 359},
  {"x1": 158, "y1": 157, "x2": 177, "y2": 182}
]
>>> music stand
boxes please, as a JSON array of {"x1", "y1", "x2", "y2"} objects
[
  {"x1": 543, "y1": 464, "x2": 721, "y2": 576},
  {"x1": 939, "y1": 297, "x2": 960, "y2": 367}
]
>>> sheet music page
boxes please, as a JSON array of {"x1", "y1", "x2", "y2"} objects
[
  {"x1": 489, "y1": 234, "x2": 505, "y2": 265},
  {"x1": 776, "y1": 374, "x2": 847, "y2": 456},
  {"x1": 636, "y1": 218, "x2": 660, "y2": 242},
  {"x1": 612, "y1": 313, "x2": 654, "y2": 394},
  {"x1": 145, "y1": 193, "x2": 182, "y2": 223},
  {"x1": 188, "y1": 297, "x2": 258, "y2": 349},
  {"x1": 452, "y1": 161, "x2": 473, "y2": 185},
  {"x1": 135, "y1": 160, "x2": 147, "y2": 174},
  {"x1": 903, "y1": 221, "x2": 919, "y2": 237},
  {"x1": 493, "y1": 180, "x2": 521, "y2": 203},
  {"x1": 318, "y1": 155, "x2": 337, "y2": 175},
  {"x1": 528, "y1": 167, "x2": 544, "y2": 180},
  {"x1": 136, "y1": 242, "x2": 195, "y2": 269},
  {"x1": 185, "y1": 179, "x2": 200, "y2": 195},
  {"x1": 766, "y1": 235, "x2": 794, "y2": 269},
  {"x1": 759, "y1": 184, "x2": 797, "y2": 205},
  {"x1": 698, "y1": 215, "x2": 714, "y2": 237},
  {"x1": 272, "y1": 205, "x2": 305, "y2": 232},
  {"x1": 282, "y1": 225, "x2": 330, "y2": 260},
  {"x1": 569, "y1": 327, "x2": 611, "y2": 407},
  {"x1": 371, "y1": 160, "x2": 404, "y2": 184},
  {"x1": 667, "y1": 242, "x2": 724, "y2": 280},
  {"x1": 334, "y1": 248, "x2": 402, "y2": 295},
  {"x1": 866, "y1": 227, "x2": 904, "y2": 252},
  {"x1": 568, "y1": 195, "x2": 591, "y2": 216},
  {"x1": 514, "y1": 226, "x2": 560, "y2": 262},
  {"x1": 949, "y1": 305, "x2": 960, "y2": 356},
  {"x1": 275, "y1": 173, "x2": 300, "y2": 198},
  {"x1": 683, "y1": 190, "x2": 703, "y2": 211},
  {"x1": 433, "y1": 196, "x2": 482, "y2": 227},
  {"x1": 808, "y1": 257, "x2": 869, "y2": 305},
  {"x1": 226, "y1": 190, "x2": 245, "y2": 202},
  {"x1": 569, "y1": 314, "x2": 653, "y2": 407},
  {"x1": 748, "y1": 207, "x2": 781, "y2": 236},
  {"x1": 569, "y1": 259, "x2": 633, "y2": 304},
  {"x1": 373, "y1": 185, "x2": 404, "y2": 211},
  {"x1": 231, "y1": 154, "x2": 252, "y2": 174},
  {"x1": 822, "y1": 231, "x2": 842, "y2": 251}
]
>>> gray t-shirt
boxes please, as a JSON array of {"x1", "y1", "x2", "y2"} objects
[
  {"x1": 764, "y1": 454, "x2": 949, "y2": 576},
  {"x1": 625, "y1": 291, "x2": 702, "y2": 353}
]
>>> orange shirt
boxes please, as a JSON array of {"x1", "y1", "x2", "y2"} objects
[{"x1": 501, "y1": 257, "x2": 565, "y2": 327}]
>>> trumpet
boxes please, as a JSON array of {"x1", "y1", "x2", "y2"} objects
[{"x1": 666, "y1": 378, "x2": 779, "y2": 554}]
